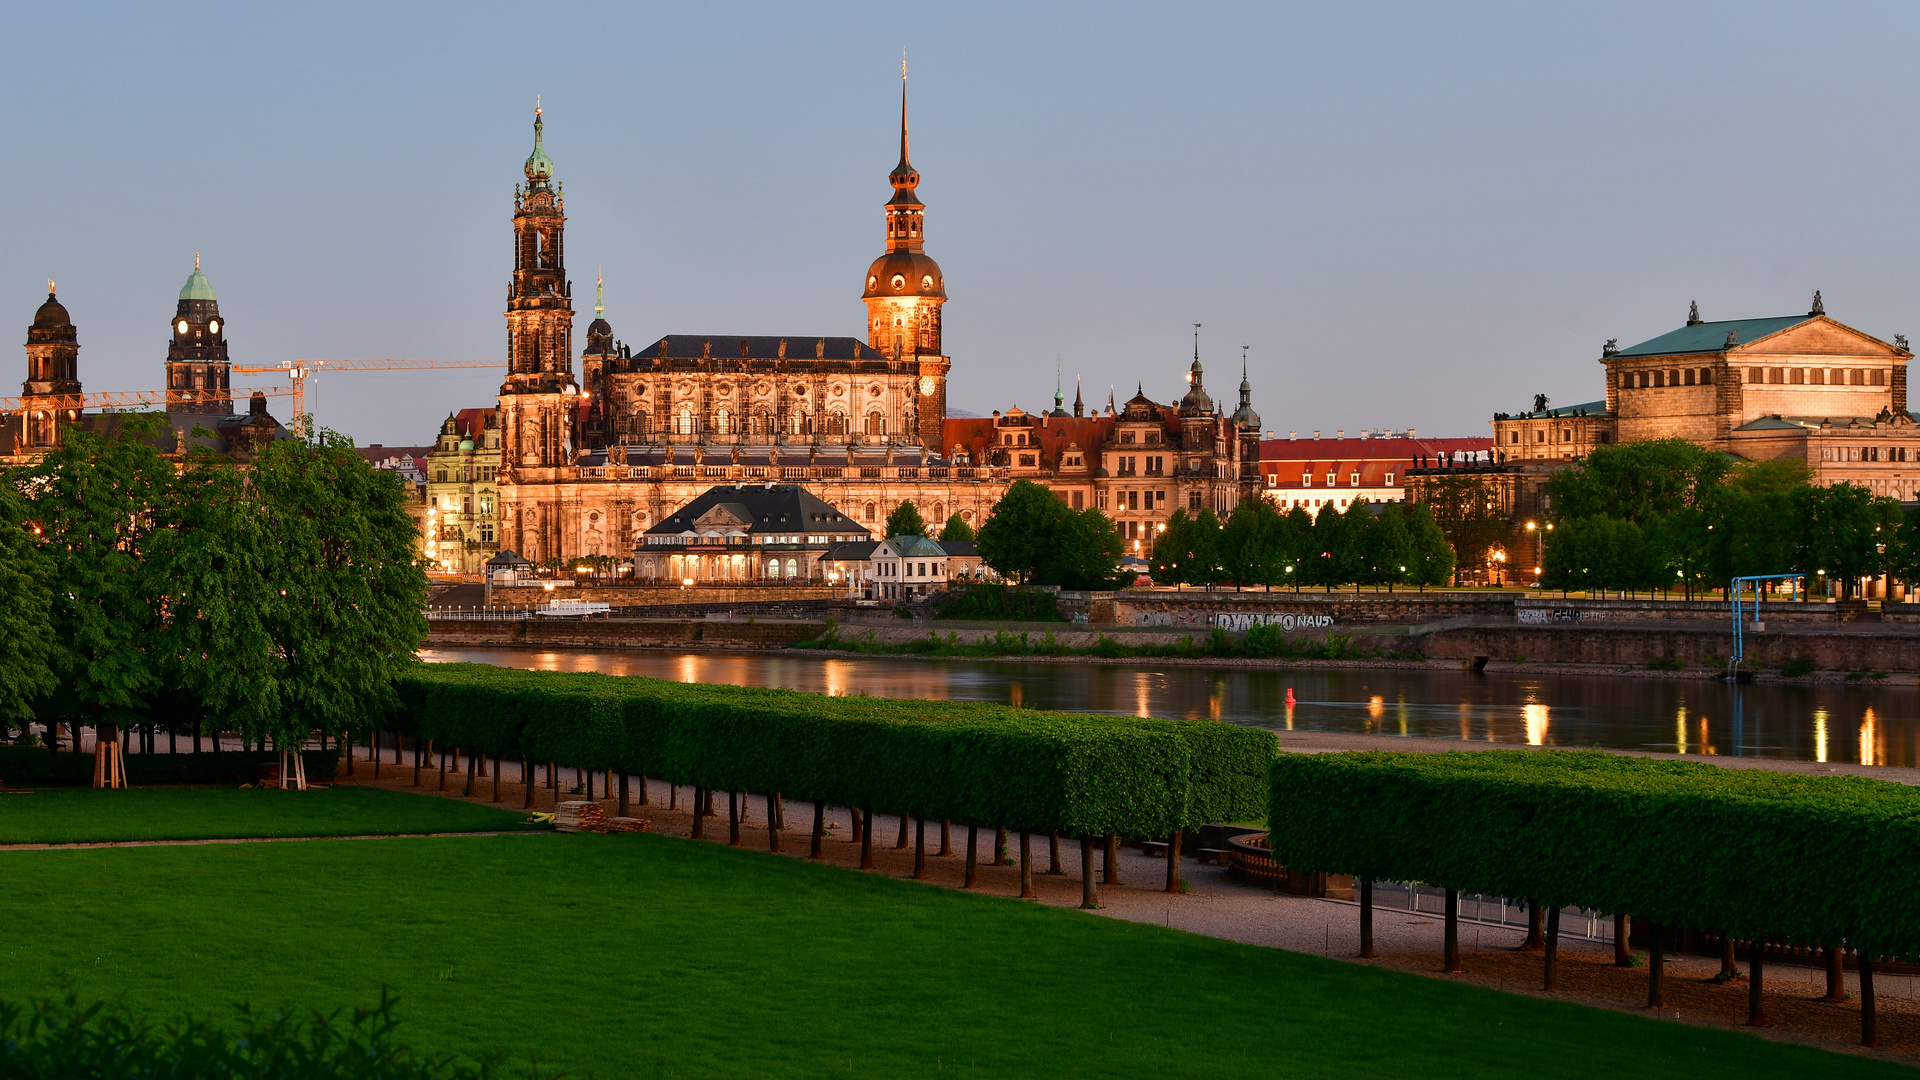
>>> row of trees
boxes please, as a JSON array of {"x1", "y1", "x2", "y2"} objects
[
  {"x1": 0, "y1": 416, "x2": 429, "y2": 753},
  {"x1": 1540, "y1": 439, "x2": 1904, "y2": 598},
  {"x1": 1150, "y1": 497, "x2": 1454, "y2": 590}
]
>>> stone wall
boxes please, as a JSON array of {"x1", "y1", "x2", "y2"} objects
[
  {"x1": 1423, "y1": 624, "x2": 1920, "y2": 672},
  {"x1": 488, "y1": 583, "x2": 835, "y2": 609},
  {"x1": 425, "y1": 617, "x2": 822, "y2": 650},
  {"x1": 1112, "y1": 591, "x2": 1514, "y2": 629},
  {"x1": 1513, "y1": 597, "x2": 1839, "y2": 626}
]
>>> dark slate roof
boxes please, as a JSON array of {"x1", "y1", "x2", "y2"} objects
[
  {"x1": 1614, "y1": 317, "x2": 1809, "y2": 358},
  {"x1": 938, "y1": 540, "x2": 979, "y2": 558},
  {"x1": 646, "y1": 483, "x2": 872, "y2": 538},
  {"x1": 824, "y1": 541, "x2": 880, "y2": 562},
  {"x1": 487, "y1": 549, "x2": 533, "y2": 567},
  {"x1": 637, "y1": 335, "x2": 886, "y2": 361}
]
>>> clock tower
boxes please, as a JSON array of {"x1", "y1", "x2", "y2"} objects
[
  {"x1": 165, "y1": 254, "x2": 232, "y2": 413},
  {"x1": 862, "y1": 72, "x2": 950, "y2": 447}
]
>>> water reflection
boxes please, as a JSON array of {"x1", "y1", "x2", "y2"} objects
[{"x1": 420, "y1": 646, "x2": 1920, "y2": 767}]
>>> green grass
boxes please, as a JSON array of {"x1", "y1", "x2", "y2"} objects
[
  {"x1": 0, "y1": 833, "x2": 1905, "y2": 1079},
  {"x1": 0, "y1": 786, "x2": 538, "y2": 845}
]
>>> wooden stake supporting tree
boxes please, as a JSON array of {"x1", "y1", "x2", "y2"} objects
[
  {"x1": 92, "y1": 722, "x2": 126, "y2": 789},
  {"x1": 276, "y1": 741, "x2": 308, "y2": 791}
]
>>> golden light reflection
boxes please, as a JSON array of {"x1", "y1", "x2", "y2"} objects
[
  {"x1": 1134, "y1": 672, "x2": 1152, "y2": 718},
  {"x1": 678, "y1": 655, "x2": 700, "y2": 684},
  {"x1": 1209, "y1": 693, "x2": 1221, "y2": 721},
  {"x1": 1368, "y1": 695, "x2": 1385, "y2": 720},
  {"x1": 1699, "y1": 715, "x2": 1712, "y2": 755},
  {"x1": 1523, "y1": 704, "x2": 1549, "y2": 747},
  {"x1": 1676, "y1": 706, "x2": 1688, "y2": 756},
  {"x1": 822, "y1": 659, "x2": 851, "y2": 698},
  {"x1": 1813, "y1": 708, "x2": 1828, "y2": 764},
  {"x1": 1861, "y1": 707, "x2": 1879, "y2": 767},
  {"x1": 1009, "y1": 683, "x2": 1023, "y2": 709},
  {"x1": 1458, "y1": 702, "x2": 1472, "y2": 742},
  {"x1": 1284, "y1": 702, "x2": 1294, "y2": 731}
]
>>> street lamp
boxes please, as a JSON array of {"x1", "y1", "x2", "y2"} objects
[{"x1": 1491, "y1": 549, "x2": 1507, "y2": 587}]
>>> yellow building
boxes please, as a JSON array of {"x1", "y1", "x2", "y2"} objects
[{"x1": 424, "y1": 408, "x2": 501, "y2": 574}]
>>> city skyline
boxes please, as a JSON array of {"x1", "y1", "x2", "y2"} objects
[{"x1": 6, "y1": 3, "x2": 1920, "y2": 446}]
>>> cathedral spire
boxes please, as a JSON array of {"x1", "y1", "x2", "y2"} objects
[
  {"x1": 525, "y1": 99, "x2": 555, "y2": 190},
  {"x1": 1073, "y1": 375, "x2": 1084, "y2": 418},
  {"x1": 595, "y1": 270, "x2": 605, "y2": 321}
]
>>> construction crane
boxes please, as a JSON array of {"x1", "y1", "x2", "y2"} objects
[
  {"x1": 231, "y1": 359, "x2": 501, "y2": 435},
  {"x1": 0, "y1": 386, "x2": 290, "y2": 416}
]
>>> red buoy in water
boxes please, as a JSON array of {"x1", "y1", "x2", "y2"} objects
[{"x1": 1285, "y1": 688, "x2": 1296, "y2": 706}]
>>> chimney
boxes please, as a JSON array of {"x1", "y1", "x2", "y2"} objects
[
  {"x1": 1336, "y1": 429, "x2": 1345, "y2": 440},
  {"x1": 1289, "y1": 430, "x2": 1298, "y2": 440},
  {"x1": 1360, "y1": 429, "x2": 1369, "y2": 439},
  {"x1": 1407, "y1": 428, "x2": 1416, "y2": 439},
  {"x1": 1313, "y1": 430, "x2": 1321, "y2": 439}
]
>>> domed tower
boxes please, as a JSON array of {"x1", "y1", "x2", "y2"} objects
[
  {"x1": 498, "y1": 101, "x2": 578, "y2": 472},
  {"x1": 580, "y1": 275, "x2": 615, "y2": 446},
  {"x1": 22, "y1": 281, "x2": 80, "y2": 451},
  {"x1": 1178, "y1": 324, "x2": 1213, "y2": 417},
  {"x1": 166, "y1": 254, "x2": 232, "y2": 413},
  {"x1": 1231, "y1": 347, "x2": 1262, "y2": 479},
  {"x1": 862, "y1": 69, "x2": 949, "y2": 446}
]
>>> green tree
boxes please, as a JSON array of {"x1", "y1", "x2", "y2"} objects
[
  {"x1": 1149, "y1": 509, "x2": 1194, "y2": 585},
  {"x1": 1219, "y1": 497, "x2": 1286, "y2": 589},
  {"x1": 1042, "y1": 507, "x2": 1126, "y2": 590},
  {"x1": 1361, "y1": 504, "x2": 1414, "y2": 591},
  {"x1": 1278, "y1": 506, "x2": 1316, "y2": 590},
  {"x1": 21, "y1": 417, "x2": 174, "y2": 746},
  {"x1": 1796, "y1": 482, "x2": 1898, "y2": 599},
  {"x1": 937, "y1": 513, "x2": 974, "y2": 542},
  {"x1": 1417, "y1": 475, "x2": 1510, "y2": 581},
  {"x1": 149, "y1": 432, "x2": 430, "y2": 782},
  {"x1": 1187, "y1": 508, "x2": 1226, "y2": 589},
  {"x1": 884, "y1": 500, "x2": 928, "y2": 538},
  {"x1": 1404, "y1": 502, "x2": 1455, "y2": 589},
  {"x1": 0, "y1": 476, "x2": 56, "y2": 732},
  {"x1": 977, "y1": 481, "x2": 1060, "y2": 584},
  {"x1": 1544, "y1": 438, "x2": 1728, "y2": 523}
]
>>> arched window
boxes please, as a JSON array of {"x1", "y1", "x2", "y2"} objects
[
  {"x1": 865, "y1": 502, "x2": 877, "y2": 522},
  {"x1": 676, "y1": 404, "x2": 695, "y2": 435},
  {"x1": 867, "y1": 413, "x2": 886, "y2": 436},
  {"x1": 767, "y1": 559, "x2": 779, "y2": 578},
  {"x1": 628, "y1": 408, "x2": 649, "y2": 436},
  {"x1": 932, "y1": 502, "x2": 944, "y2": 522},
  {"x1": 715, "y1": 408, "x2": 734, "y2": 435},
  {"x1": 785, "y1": 558, "x2": 798, "y2": 579},
  {"x1": 793, "y1": 412, "x2": 810, "y2": 435},
  {"x1": 827, "y1": 412, "x2": 847, "y2": 436}
]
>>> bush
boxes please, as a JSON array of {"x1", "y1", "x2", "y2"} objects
[
  {"x1": 1644, "y1": 655, "x2": 1684, "y2": 671},
  {"x1": 0, "y1": 746, "x2": 339, "y2": 787},
  {"x1": 1779, "y1": 657, "x2": 1815, "y2": 678},
  {"x1": 934, "y1": 583, "x2": 1064, "y2": 622},
  {"x1": 394, "y1": 665, "x2": 1274, "y2": 835},
  {"x1": 0, "y1": 990, "x2": 532, "y2": 1079},
  {"x1": 1268, "y1": 750, "x2": 1920, "y2": 960}
]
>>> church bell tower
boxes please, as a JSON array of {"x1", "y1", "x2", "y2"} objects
[
  {"x1": 498, "y1": 102, "x2": 577, "y2": 471},
  {"x1": 861, "y1": 67, "x2": 950, "y2": 447}
]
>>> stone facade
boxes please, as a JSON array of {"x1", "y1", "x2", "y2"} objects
[{"x1": 424, "y1": 408, "x2": 501, "y2": 574}]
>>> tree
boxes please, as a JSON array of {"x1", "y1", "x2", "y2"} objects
[
  {"x1": 1187, "y1": 509, "x2": 1226, "y2": 589},
  {"x1": 0, "y1": 476, "x2": 56, "y2": 733},
  {"x1": 937, "y1": 513, "x2": 974, "y2": 542},
  {"x1": 1417, "y1": 475, "x2": 1511, "y2": 581},
  {"x1": 884, "y1": 500, "x2": 927, "y2": 539},
  {"x1": 1404, "y1": 502, "x2": 1454, "y2": 589},
  {"x1": 1149, "y1": 509, "x2": 1194, "y2": 585},
  {"x1": 1219, "y1": 498, "x2": 1286, "y2": 590},
  {"x1": 1796, "y1": 483, "x2": 1898, "y2": 599},
  {"x1": 1361, "y1": 504, "x2": 1414, "y2": 591},
  {"x1": 976, "y1": 480, "x2": 1122, "y2": 589},
  {"x1": 148, "y1": 431, "x2": 430, "y2": 786},
  {"x1": 1278, "y1": 506, "x2": 1316, "y2": 590},
  {"x1": 1544, "y1": 438, "x2": 1729, "y2": 523},
  {"x1": 21, "y1": 416, "x2": 174, "y2": 749}
]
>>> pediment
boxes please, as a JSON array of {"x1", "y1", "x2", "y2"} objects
[
  {"x1": 693, "y1": 504, "x2": 751, "y2": 529},
  {"x1": 1733, "y1": 317, "x2": 1906, "y2": 359}
]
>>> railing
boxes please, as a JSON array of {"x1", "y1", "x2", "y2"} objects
[{"x1": 1354, "y1": 882, "x2": 1617, "y2": 943}]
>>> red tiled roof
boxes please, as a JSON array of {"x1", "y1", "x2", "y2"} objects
[
  {"x1": 1259, "y1": 436, "x2": 1494, "y2": 494},
  {"x1": 453, "y1": 407, "x2": 496, "y2": 438}
]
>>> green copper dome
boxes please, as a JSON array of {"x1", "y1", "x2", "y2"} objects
[
  {"x1": 524, "y1": 108, "x2": 554, "y2": 183},
  {"x1": 179, "y1": 262, "x2": 216, "y2": 302}
]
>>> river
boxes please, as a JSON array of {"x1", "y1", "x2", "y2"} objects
[{"x1": 419, "y1": 647, "x2": 1920, "y2": 768}]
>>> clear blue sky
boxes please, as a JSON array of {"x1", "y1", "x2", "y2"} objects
[{"x1": 6, "y1": 2, "x2": 1917, "y2": 445}]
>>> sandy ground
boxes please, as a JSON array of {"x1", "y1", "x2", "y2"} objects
[{"x1": 329, "y1": 743, "x2": 1920, "y2": 1066}]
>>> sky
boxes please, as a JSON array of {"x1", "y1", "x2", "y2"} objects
[{"x1": 5, "y1": 2, "x2": 1919, "y2": 446}]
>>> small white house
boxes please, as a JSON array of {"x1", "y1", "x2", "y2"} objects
[{"x1": 870, "y1": 535, "x2": 951, "y2": 600}]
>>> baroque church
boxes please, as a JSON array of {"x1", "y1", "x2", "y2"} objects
[{"x1": 494, "y1": 88, "x2": 1261, "y2": 571}]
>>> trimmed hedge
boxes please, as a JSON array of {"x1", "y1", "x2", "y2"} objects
[
  {"x1": 1268, "y1": 750, "x2": 1920, "y2": 959},
  {"x1": 393, "y1": 665, "x2": 1273, "y2": 836},
  {"x1": 0, "y1": 746, "x2": 340, "y2": 787}
]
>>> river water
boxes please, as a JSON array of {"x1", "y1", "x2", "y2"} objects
[{"x1": 420, "y1": 647, "x2": 1920, "y2": 768}]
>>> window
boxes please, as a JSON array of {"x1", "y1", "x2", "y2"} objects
[
  {"x1": 1019, "y1": 454, "x2": 1036, "y2": 466},
  {"x1": 1508, "y1": 431, "x2": 1519, "y2": 444},
  {"x1": 435, "y1": 469, "x2": 447, "y2": 482},
  {"x1": 1700, "y1": 369, "x2": 1712, "y2": 385},
  {"x1": 1300, "y1": 471, "x2": 1312, "y2": 484},
  {"x1": 1562, "y1": 429, "x2": 1572, "y2": 442},
  {"x1": 1349, "y1": 472, "x2": 1360, "y2": 486},
  {"x1": 1873, "y1": 369, "x2": 1887, "y2": 386},
  {"x1": 1384, "y1": 473, "x2": 1394, "y2": 486},
  {"x1": 1810, "y1": 369, "x2": 1825, "y2": 386},
  {"x1": 1072, "y1": 491, "x2": 1084, "y2": 509},
  {"x1": 1684, "y1": 369, "x2": 1695, "y2": 386},
  {"x1": 1653, "y1": 371, "x2": 1664, "y2": 388},
  {"x1": 1325, "y1": 473, "x2": 1336, "y2": 486},
  {"x1": 1127, "y1": 491, "x2": 1139, "y2": 511},
  {"x1": 1189, "y1": 491, "x2": 1202, "y2": 510},
  {"x1": 1770, "y1": 368, "x2": 1783, "y2": 384},
  {"x1": 1747, "y1": 368, "x2": 1761, "y2": 383},
  {"x1": 864, "y1": 502, "x2": 876, "y2": 521},
  {"x1": 1535, "y1": 430, "x2": 1546, "y2": 443},
  {"x1": 1121, "y1": 432, "x2": 1135, "y2": 444},
  {"x1": 1156, "y1": 490, "x2": 1166, "y2": 505},
  {"x1": 1792, "y1": 368, "x2": 1806, "y2": 385},
  {"x1": 1145, "y1": 432, "x2": 1159, "y2": 444}
]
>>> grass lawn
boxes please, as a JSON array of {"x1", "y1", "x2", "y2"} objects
[
  {"x1": 0, "y1": 786, "x2": 537, "y2": 845},
  {"x1": 1, "y1": 833, "x2": 1907, "y2": 1079}
]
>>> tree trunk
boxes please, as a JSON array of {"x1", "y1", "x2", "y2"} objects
[
  {"x1": 939, "y1": 818, "x2": 951, "y2": 856},
  {"x1": 1543, "y1": 906, "x2": 1560, "y2": 991},
  {"x1": 1104, "y1": 834, "x2": 1119, "y2": 885},
  {"x1": 1048, "y1": 831, "x2": 1062, "y2": 875},
  {"x1": 1360, "y1": 878, "x2": 1375, "y2": 958},
  {"x1": 343, "y1": 731, "x2": 353, "y2": 776},
  {"x1": 1520, "y1": 903, "x2": 1543, "y2": 951},
  {"x1": 1862, "y1": 953, "x2": 1878, "y2": 1046},
  {"x1": 372, "y1": 733, "x2": 380, "y2": 779},
  {"x1": 964, "y1": 824, "x2": 978, "y2": 888},
  {"x1": 1646, "y1": 921, "x2": 1664, "y2": 1008},
  {"x1": 860, "y1": 808, "x2": 875, "y2": 869},
  {"x1": 1721, "y1": 933, "x2": 1737, "y2": 977},
  {"x1": 1019, "y1": 831, "x2": 1035, "y2": 899},
  {"x1": 522, "y1": 760, "x2": 533, "y2": 809},
  {"x1": 1164, "y1": 828, "x2": 1183, "y2": 893},
  {"x1": 618, "y1": 771, "x2": 630, "y2": 817},
  {"x1": 638, "y1": 775, "x2": 651, "y2": 806},
  {"x1": 1444, "y1": 889, "x2": 1461, "y2": 973},
  {"x1": 463, "y1": 747, "x2": 475, "y2": 797},
  {"x1": 413, "y1": 740, "x2": 424, "y2": 787},
  {"x1": 439, "y1": 746, "x2": 449, "y2": 791},
  {"x1": 492, "y1": 754, "x2": 502, "y2": 803},
  {"x1": 1614, "y1": 915, "x2": 1631, "y2": 966},
  {"x1": 768, "y1": 792, "x2": 782, "y2": 853},
  {"x1": 810, "y1": 800, "x2": 824, "y2": 859},
  {"x1": 1824, "y1": 945, "x2": 1846, "y2": 1001},
  {"x1": 914, "y1": 816, "x2": 926, "y2": 879},
  {"x1": 728, "y1": 791, "x2": 741, "y2": 846},
  {"x1": 993, "y1": 826, "x2": 1008, "y2": 866},
  {"x1": 585, "y1": 767, "x2": 593, "y2": 801},
  {"x1": 895, "y1": 811, "x2": 910, "y2": 850},
  {"x1": 692, "y1": 787, "x2": 706, "y2": 840},
  {"x1": 669, "y1": 783, "x2": 678, "y2": 811},
  {"x1": 1080, "y1": 834, "x2": 1099, "y2": 909},
  {"x1": 1747, "y1": 940, "x2": 1766, "y2": 1026},
  {"x1": 393, "y1": 732, "x2": 402, "y2": 765}
]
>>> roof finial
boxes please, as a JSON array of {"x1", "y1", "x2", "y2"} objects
[
  {"x1": 595, "y1": 268, "x2": 605, "y2": 321},
  {"x1": 46, "y1": 279, "x2": 54, "y2": 296},
  {"x1": 1810, "y1": 289, "x2": 1825, "y2": 317},
  {"x1": 194, "y1": 251, "x2": 201, "y2": 272},
  {"x1": 1241, "y1": 344, "x2": 1250, "y2": 380},
  {"x1": 536, "y1": 93, "x2": 542, "y2": 116},
  {"x1": 899, "y1": 53, "x2": 911, "y2": 168},
  {"x1": 1686, "y1": 300, "x2": 1700, "y2": 325},
  {"x1": 1074, "y1": 374, "x2": 1084, "y2": 417},
  {"x1": 1193, "y1": 322, "x2": 1201, "y2": 362}
]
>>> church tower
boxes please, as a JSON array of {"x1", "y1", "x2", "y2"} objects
[
  {"x1": 165, "y1": 254, "x2": 232, "y2": 413},
  {"x1": 22, "y1": 282, "x2": 80, "y2": 451},
  {"x1": 862, "y1": 68, "x2": 950, "y2": 446},
  {"x1": 497, "y1": 102, "x2": 577, "y2": 471}
]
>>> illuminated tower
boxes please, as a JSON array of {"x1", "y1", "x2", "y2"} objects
[
  {"x1": 498, "y1": 102, "x2": 577, "y2": 471},
  {"x1": 862, "y1": 66, "x2": 949, "y2": 446},
  {"x1": 165, "y1": 254, "x2": 232, "y2": 413},
  {"x1": 22, "y1": 282, "x2": 80, "y2": 451}
]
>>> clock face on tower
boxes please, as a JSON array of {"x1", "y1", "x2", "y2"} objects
[{"x1": 918, "y1": 375, "x2": 936, "y2": 397}]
